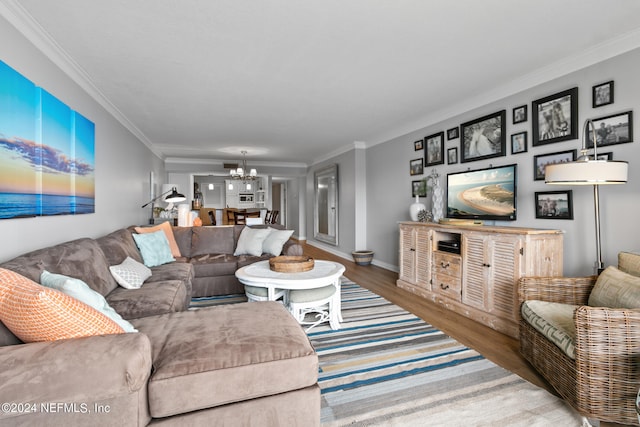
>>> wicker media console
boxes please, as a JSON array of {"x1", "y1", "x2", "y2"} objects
[{"x1": 397, "y1": 222, "x2": 564, "y2": 338}]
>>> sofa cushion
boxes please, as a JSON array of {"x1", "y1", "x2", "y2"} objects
[
  {"x1": 0, "y1": 268, "x2": 125, "y2": 342},
  {"x1": 588, "y1": 266, "x2": 640, "y2": 308},
  {"x1": 619, "y1": 251, "x2": 640, "y2": 278},
  {"x1": 132, "y1": 231, "x2": 176, "y2": 267},
  {"x1": 0, "y1": 238, "x2": 119, "y2": 297},
  {"x1": 131, "y1": 302, "x2": 318, "y2": 418},
  {"x1": 109, "y1": 256, "x2": 152, "y2": 290},
  {"x1": 262, "y1": 227, "x2": 295, "y2": 257},
  {"x1": 521, "y1": 300, "x2": 576, "y2": 359},
  {"x1": 106, "y1": 280, "x2": 188, "y2": 320},
  {"x1": 189, "y1": 254, "x2": 238, "y2": 277},
  {"x1": 191, "y1": 226, "x2": 235, "y2": 256},
  {"x1": 135, "y1": 222, "x2": 181, "y2": 257},
  {"x1": 172, "y1": 226, "x2": 193, "y2": 258},
  {"x1": 96, "y1": 228, "x2": 144, "y2": 265},
  {"x1": 148, "y1": 261, "x2": 194, "y2": 296},
  {"x1": 234, "y1": 227, "x2": 271, "y2": 256},
  {"x1": 40, "y1": 270, "x2": 137, "y2": 333}
]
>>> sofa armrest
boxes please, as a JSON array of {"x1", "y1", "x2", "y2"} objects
[
  {"x1": 282, "y1": 240, "x2": 303, "y2": 256},
  {"x1": 518, "y1": 276, "x2": 597, "y2": 306},
  {"x1": 0, "y1": 333, "x2": 152, "y2": 411},
  {"x1": 573, "y1": 306, "x2": 640, "y2": 416}
]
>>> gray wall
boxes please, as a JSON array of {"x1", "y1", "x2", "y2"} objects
[
  {"x1": 0, "y1": 15, "x2": 163, "y2": 262},
  {"x1": 367, "y1": 47, "x2": 640, "y2": 276},
  {"x1": 307, "y1": 149, "x2": 358, "y2": 258}
]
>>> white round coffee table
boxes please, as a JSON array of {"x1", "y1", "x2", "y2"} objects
[{"x1": 235, "y1": 260, "x2": 345, "y2": 329}]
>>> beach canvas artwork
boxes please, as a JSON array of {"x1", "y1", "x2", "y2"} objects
[{"x1": 0, "y1": 61, "x2": 94, "y2": 219}]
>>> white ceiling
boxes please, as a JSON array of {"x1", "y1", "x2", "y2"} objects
[{"x1": 3, "y1": 0, "x2": 640, "y2": 165}]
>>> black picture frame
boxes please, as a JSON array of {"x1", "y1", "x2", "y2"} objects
[
  {"x1": 414, "y1": 139, "x2": 423, "y2": 151},
  {"x1": 424, "y1": 131, "x2": 444, "y2": 166},
  {"x1": 513, "y1": 105, "x2": 527, "y2": 124},
  {"x1": 447, "y1": 127, "x2": 459, "y2": 140},
  {"x1": 412, "y1": 180, "x2": 427, "y2": 197},
  {"x1": 409, "y1": 158, "x2": 423, "y2": 176},
  {"x1": 532, "y1": 87, "x2": 578, "y2": 146},
  {"x1": 533, "y1": 149, "x2": 576, "y2": 181},
  {"x1": 511, "y1": 131, "x2": 528, "y2": 154},
  {"x1": 593, "y1": 81, "x2": 614, "y2": 108},
  {"x1": 592, "y1": 152, "x2": 612, "y2": 160},
  {"x1": 447, "y1": 147, "x2": 458, "y2": 164},
  {"x1": 586, "y1": 110, "x2": 633, "y2": 148},
  {"x1": 535, "y1": 190, "x2": 573, "y2": 220},
  {"x1": 460, "y1": 110, "x2": 506, "y2": 163}
]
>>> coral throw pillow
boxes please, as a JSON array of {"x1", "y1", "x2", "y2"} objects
[
  {"x1": 0, "y1": 268, "x2": 125, "y2": 342},
  {"x1": 135, "y1": 221, "x2": 181, "y2": 257}
]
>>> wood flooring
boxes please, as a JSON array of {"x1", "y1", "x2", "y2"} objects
[{"x1": 301, "y1": 242, "x2": 629, "y2": 427}]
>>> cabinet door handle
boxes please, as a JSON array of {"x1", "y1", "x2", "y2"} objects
[
  {"x1": 482, "y1": 263, "x2": 491, "y2": 268},
  {"x1": 410, "y1": 248, "x2": 416, "y2": 252},
  {"x1": 440, "y1": 283, "x2": 449, "y2": 290},
  {"x1": 440, "y1": 261, "x2": 450, "y2": 268}
]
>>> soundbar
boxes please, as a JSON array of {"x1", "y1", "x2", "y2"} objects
[{"x1": 438, "y1": 218, "x2": 484, "y2": 226}]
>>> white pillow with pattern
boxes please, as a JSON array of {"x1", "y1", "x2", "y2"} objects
[{"x1": 109, "y1": 256, "x2": 152, "y2": 289}]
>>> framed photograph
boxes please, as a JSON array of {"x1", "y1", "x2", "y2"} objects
[
  {"x1": 412, "y1": 180, "x2": 427, "y2": 197},
  {"x1": 593, "y1": 81, "x2": 614, "y2": 108},
  {"x1": 513, "y1": 105, "x2": 527, "y2": 124},
  {"x1": 414, "y1": 139, "x2": 423, "y2": 151},
  {"x1": 592, "y1": 151, "x2": 612, "y2": 160},
  {"x1": 460, "y1": 110, "x2": 506, "y2": 163},
  {"x1": 586, "y1": 110, "x2": 633, "y2": 148},
  {"x1": 532, "y1": 87, "x2": 578, "y2": 146},
  {"x1": 533, "y1": 149, "x2": 576, "y2": 181},
  {"x1": 535, "y1": 190, "x2": 573, "y2": 220},
  {"x1": 447, "y1": 147, "x2": 458, "y2": 164},
  {"x1": 511, "y1": 131, "x2": 528, "y2": 154},
  {"x1": 410, "y1": 158, "x2": 423, "y2": 176},
  {"x1": 447, "y1": 126, "x2": 459, "y2": 140},
  {"x1": 424, "y1": 131, "x2": 444, "y2": 166}
]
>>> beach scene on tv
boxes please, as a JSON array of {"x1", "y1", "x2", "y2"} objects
[{"x1": 447, "y1": 165, "x2": 516, "y2": 220}]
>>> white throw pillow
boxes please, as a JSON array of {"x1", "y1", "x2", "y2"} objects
[
  {"x1": 109, "y1": 256, "x2": 152, "y2": 289},
  {"x1": 40, "y1": 270, "x2": 137, "y2": 333},
  {"x1": 234, "y1": 227, "x2": 272, "y2": 257},
  {"x1": 262, "y1": 227, "x2": 294, "y2": 256}
]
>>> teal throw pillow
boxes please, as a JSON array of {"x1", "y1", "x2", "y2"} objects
[
  {"x1": 132, "y1": 230, "x2": 175, "y2": 267},
  {"x1": 40, "y1": 270, "x2": 137, "y2": 333}
]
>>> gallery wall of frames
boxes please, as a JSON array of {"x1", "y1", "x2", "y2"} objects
[
  {"x1": 0, "y1": 60, "x2": 95, "y2": 220},
  {"x1": 409, "y1": 79, "x2": 631, "y2": 220}
]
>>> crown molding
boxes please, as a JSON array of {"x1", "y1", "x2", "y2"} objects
[
  {"x1": 312, "y1": 141, "x2": 367, "y2": 166},
  {"x1": 164, "y1": 157, "x2": 308, "y2": 169},
  {"x1": 368, "y1": 27, "x2": 640, "y2": 148},
  {"x1": 0, "y1": 0, "x2": 163, "y2": 159}
]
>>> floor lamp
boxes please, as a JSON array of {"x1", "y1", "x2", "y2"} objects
[
  {"x1": 545, "y1": 119, "x2": 628, "y2": 274},
  {"x1": 141, "y1": 186, "x2": 186, "y2": 224}
]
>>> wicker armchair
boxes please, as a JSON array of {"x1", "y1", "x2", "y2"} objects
[{"x1": 519, "y1": 275, "x2": 640, "y2": 426}]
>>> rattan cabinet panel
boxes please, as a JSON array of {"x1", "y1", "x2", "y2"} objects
[{"x1": 397, "y1": 222, "x2": 563, "y2": 338}]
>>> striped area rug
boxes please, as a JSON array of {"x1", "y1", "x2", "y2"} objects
[{"x1": 190, "y1": 278, "x2": 583, "y2": 426}]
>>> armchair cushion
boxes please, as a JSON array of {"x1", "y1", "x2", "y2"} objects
[
  {"x1": 618, "y1": 251, "x2": 640, "y2": 277},
  {"x1": 588, "y1": 266, "x2": 640, "y2": 309},
  {"x1": 521, "y1": 300, "x2": 577, "y2": 359}
]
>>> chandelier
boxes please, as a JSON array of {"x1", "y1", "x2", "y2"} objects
[{"x1": 229, "y1": 150, "x2": 257, "y2": 180}]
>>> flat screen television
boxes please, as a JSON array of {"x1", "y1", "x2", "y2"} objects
[{"x1": 446, "y1": 163, "x2": 517, "y2": 221}]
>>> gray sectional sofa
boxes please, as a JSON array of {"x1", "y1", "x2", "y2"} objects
[{"x1": 0, "y1": 225, "x2": 319, "y2": 426}]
